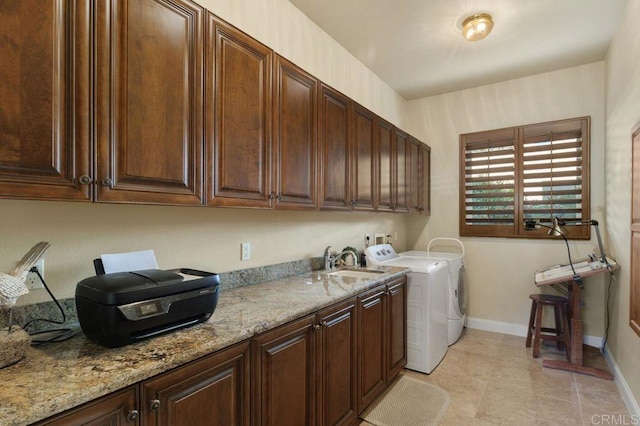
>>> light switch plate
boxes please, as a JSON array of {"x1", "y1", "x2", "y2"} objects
[{"x1": 241, "y1": 242, "x2": 250, "y2": 261}]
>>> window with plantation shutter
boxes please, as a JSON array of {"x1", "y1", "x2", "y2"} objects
[
  {"x1": 460, "y1": 117, "x2": 590, "y2": 239},
  {"x1": 461, "y1": 128, "x2": 517, "y2": 237}
]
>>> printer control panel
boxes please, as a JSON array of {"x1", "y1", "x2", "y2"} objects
[{"x1": 118, "y1": 287, "x2": 215, "y2": 321}]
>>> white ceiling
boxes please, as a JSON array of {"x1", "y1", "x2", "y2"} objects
[{"x1": 288, "y1": 0, "x2": 628, "y2": 100}]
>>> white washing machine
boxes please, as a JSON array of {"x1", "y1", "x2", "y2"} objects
[
  {"x1": 402, "y1": 238, "x2": 468, "y2": 346},
  {"x1": 365, "y1": 244, "x2": 449, "y2": 374}
]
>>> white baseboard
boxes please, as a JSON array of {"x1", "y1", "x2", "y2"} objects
[
  {"x1": 466, "y1": 317, "x2": 639, "y2": 417},
  {"x1": 604, "y1": 344, "x2": 640, "y2": 418},
  {"x1": 466, "y1": 317, "x2": 528, "y2": 337},
  {"x1": 466, "y1": 316, "x2": 602, "y2": 346}
]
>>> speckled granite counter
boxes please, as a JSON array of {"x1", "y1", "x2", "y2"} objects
[{"x1": 0, "y1": 266, "x2": 407, "y2": 426}]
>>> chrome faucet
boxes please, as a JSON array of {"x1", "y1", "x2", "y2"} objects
[{"x1": 324, "y1": 246, "x2": 359, "y2": 271}]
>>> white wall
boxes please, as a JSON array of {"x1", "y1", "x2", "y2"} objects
[
  {"x1": 604, "y1": 0, "x2": 640, "y2": 407},
  {"x1": 1, "y1": 0, "x2": 410, "y2": 306},
  {"x1": 1, "y1": 201, "x2": 406, "y2": 304},
  {"x1": 405, "y1": 62, "x2": 607, "y2": 336}
]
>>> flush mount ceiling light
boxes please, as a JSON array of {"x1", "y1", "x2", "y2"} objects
[{"x1": 462, "y1": 13, "x2": 494, "y2": 42}]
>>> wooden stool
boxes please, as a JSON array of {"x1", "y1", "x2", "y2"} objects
[{"x1": 526, "y1": 294, "x2": 571, "y2": 359}]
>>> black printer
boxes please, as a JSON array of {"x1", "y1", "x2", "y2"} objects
[{"x1": 76, "y1": 268, "x2": 219, "y2": 348}]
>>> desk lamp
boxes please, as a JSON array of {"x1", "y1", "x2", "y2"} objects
[
  {"x1": 548, "y1": 218, "x2": 608, "y2": 265},
  {"x1": 525, "y1": 217, "x2": 612, "y2": 274},
  {"x1": 524, "y1": 218, "x2": 581, "y2": 283}
]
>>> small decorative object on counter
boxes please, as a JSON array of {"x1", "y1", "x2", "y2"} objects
[
  {"x1": 0, "y1": 241, "x2": 50, "y2": 368},
  {"x1": 341, "y1": 246, "x2": 358, "y2": 266}
]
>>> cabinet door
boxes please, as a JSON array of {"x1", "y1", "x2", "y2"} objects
[
  {"x1": 357, "y1": 285, "x2": 387, "y2": 412},
  {"x1": 408, "y1": 137, "x2": 421, "y2": 215},
  {"x1": 387, "y1": 277, "x2": 407, "y2": 381},
  {"x1": 352, "y1": 105, "x2": 376, "y2": 211},
  {"x1": 376, "y1": 118, "x2": 394, "y2": 212},
  {"x1": 394, "y1": 129, "x2": 409, "y2": 213},
  {"x1": 420, "y1": 144, "x2": 431, "y2": 216},
  {"x1": 0, "y1": 0, "x2": 91, "y2": 201},
  {"x1": 318, "y1": 84, "x2": 351, "y2": 211},
  {"x1": 142, "y1": 342, "x2": 251, "y2": 426},
  {"x1": 206, "y1": 16, "x2": 272, "y2": 208},
  {"x1": 38, "y1": 386, "x2": 139, "y2": 425},
  {"x1": 273, "y1": 55, "x2": 317, "y2": 210},
  {"x1": 253, "y1": 314, "x2": 317, "y2": 426},
  {"x1": 95, "y1": 0, "x2": 204, "y2": 205},
  {"x1": 317, "y1": 298, "x2": 358, "y2": 426}
]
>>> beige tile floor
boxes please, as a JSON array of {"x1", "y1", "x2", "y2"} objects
[{"x1": 360, "y1": 328, "x2": 630, "y2": 425}]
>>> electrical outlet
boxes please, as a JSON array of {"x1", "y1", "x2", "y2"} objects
[
  {"x1": 241, "y1": 242, "x2": 251, "y2": 261},
  {"x1": 25, "y1": 259, "x2": 45, "y2": 290}
]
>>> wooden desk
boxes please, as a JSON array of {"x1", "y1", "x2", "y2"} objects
[{"x1": 534, "y1": 259, "x2": 618, "y2": 380}]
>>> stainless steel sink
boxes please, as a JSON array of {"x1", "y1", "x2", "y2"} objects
[{"x1": 327, "y1": 268, "x2": 386, "y2": 279}]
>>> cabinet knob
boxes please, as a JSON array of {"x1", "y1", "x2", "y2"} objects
[
  {"x1": 126, "y1": 409, "x2": 139, "y2": 423},
  {"x1": 79, "y1": 175, "x2": 92, "y2": 185},
  {"x1": 101, "y1": 177, "x2": 113, "y2": 188},
  {"x1": 268, "y1": 192, "x2": 275, "y2": 199},
  {"x1": 149, "y1": 399, "x2": 161, "y2": 412},
  {"x1": 313, "y1": 324, "x2": 321, "y2": 332},
  {"x1": 277, "y1": 193, "x2": 283, "y2": 201}
]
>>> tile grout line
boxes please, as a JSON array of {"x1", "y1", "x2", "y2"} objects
[{"x1": 574, "y1": 372, "x2": 585, "y2": 424}]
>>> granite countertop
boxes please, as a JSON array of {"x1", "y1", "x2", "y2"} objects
[{"x1": 0, "y1": 266, "x2": 408, "y2": 426}]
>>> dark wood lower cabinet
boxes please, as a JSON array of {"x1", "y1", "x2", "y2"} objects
[
  {"x1": 142, "y1": 341, "x2": 250, "y2": 426},
  {"x1": 36, "y1": 386, "x2": 139, "y2": 425},
  {"x1": 317, "y1": 298, "x2": 358, "y2": 426},
  {"x1": 357, "y1": 285, "x2": 387, "y2": 411},
  {"x1": 35, "y1": 277, "x2": 406, "y2": 426},
  {"x1": 252, "y1": 314, "x2": 318, "y2": 426},
  {"x1": 387, "y1": 279, "x2": 407, "y2": 379},
  {"x1": 357, "y1": 276, "x2": 407, "y2": 413}
]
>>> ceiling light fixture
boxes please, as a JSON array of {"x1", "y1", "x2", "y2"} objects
[{"x1": 462, "y1": 13, "x2": 494, "y2": 42}]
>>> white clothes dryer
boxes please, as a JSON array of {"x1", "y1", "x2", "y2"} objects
[
  {"x1": 402, "y1": 238, "x2": 468, "y2": 345},
  {"x1": 365, "y1": 244, "x2": 449, "y2": 374}
]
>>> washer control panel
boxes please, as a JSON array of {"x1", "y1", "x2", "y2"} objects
[{"x1": 364, "y1": 244, "x2": 400, "y2": 264}]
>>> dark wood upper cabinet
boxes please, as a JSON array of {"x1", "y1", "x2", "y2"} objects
[
  {"x1": 408, "y1": 137, "x2": 421, "y2": 215},
  {"x1": 420, "y1": 143, "x2": 431, "y2": 216},
  {"x1": 0, "y1": 0, "x2": 92, "y2": 201},
  {"x1": 1, "y1": 1, "x2": 428, "y2": 216},
  {"x1": 142, "y1": 342, "x2": 251, "y2": 426},
  {"x1": 394, "y1": 129, "x2": 409, "y2": 213},
  {"x1": 273, "y1": 55, "x2": 318, "y2": 210},
  {"x1": 375, "y1": 118, "x2": 395, "y2": 213},
  {"x1": 318, "y1": 84, "x2": 351, "y2": 211},
  {"x1": 351, "y1": 105, "x2": 377, "y2": 211},
  {"x1": 95, "y1": 0, "x2": 204, "y2": 205},
  {"x1": 206, "y1": 15, "x2": 273, "y2": 208}
]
